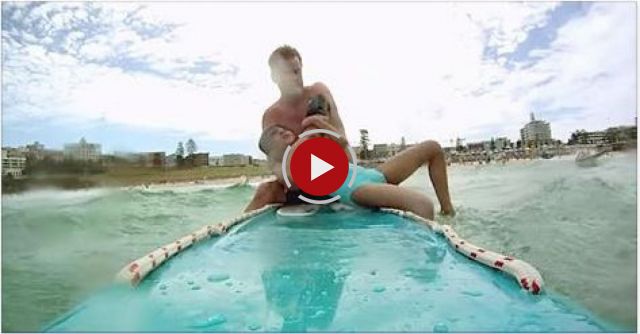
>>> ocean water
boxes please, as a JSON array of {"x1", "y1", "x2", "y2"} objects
[{"x1": 2, "y1": 151, "x2": 636, "y2": 331}]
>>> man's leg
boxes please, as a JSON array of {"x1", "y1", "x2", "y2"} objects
[
  {"x1": 376, "y1": 140, "x2": 454, "y2": 216},
  {"x1": 244, "y1": 180, "x2": 287, "y2": 212},
  {"x1": 352, "y1": 184, "x2": 435, "y2": 220}
]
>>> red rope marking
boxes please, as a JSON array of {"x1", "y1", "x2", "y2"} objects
[
  {"x1": 531, "y1": 280, "x2": 541, "y2": 294},
  {"x1": 455, "y1": 245, "x2": 459, "y2": 249},
  {"x1": 470, "y1": 252, "x2": 477, "y2": 258},
  {"x1": 520, "y1": 278, "x2": 529, "y2": 289},
  {"x1": 132, "y1": 272, "x2": 141, "y2": 284},
  {"x1": 128, "y1": 263, "x2": 139, "y2": 272},
  {"x1": 494, "y1": 260, "x2": 504, "y2": 268}
]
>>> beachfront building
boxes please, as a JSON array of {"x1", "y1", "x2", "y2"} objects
[
  {"x1": 2, "y1": 148, "x2": 27, "y2": 178},
  {"x1": 209, "y1": 156, "x2": 223, "y2": 167},
  {"x1": 482, "y1": 141, "x2": 492, "y2": 152},
  {"x1": 44, "y1": 149, "x2": 64, "y2": 163},
  {"x1": 569, "y1": 125, "x2": 636, "y2": 148},
  {"x1": 570, "y1": 130, "x2": 607, "y2": 145},
  {"x1": 388, "y1": 143, "x2": 400, "y2": 157},
  {"x1": 605, "y1": 125, "x2": 637, "y2": 144},
  {"x1": 372, "y1": 144, "x2": 389, "y2": 159},
  {"x1": 466, "y1": 141, "x2": 485, "y2": 152},
  {"x1": 189, "y1": 153, "x2": 210, "y2": 167},
  {"x1": 222, "y1": 154, "x2": 251, "y2": 167},
  {"x1": 370, "y1": 143, "x2": 400, "y2": 159},
  {"x1": 24, "y1": 141, "x2": 45, "y2": 161},
  {"x1": 64, "y1": 138, "x2": 102, "y2": 162},
  {"x1": 252, "y1": 159, "x2": 268, "y2": 167},
  {"x1": 494, "y1": 137, "x2": 512, "y2": 151},
  {"x1": 165, "y1": 154, "x2": 178, "y2": 167},
  {"x1": 142, "y1": 152, "x2": 166, "y2": 168},
  {"x1": 520, "y1": 113, "x2": 552, "y2": 148},
  {"x1": 351, "y1": 145, "x2": 362, "y2": 158}
]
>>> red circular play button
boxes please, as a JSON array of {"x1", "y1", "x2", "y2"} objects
[{"x1": 289, "y1": 137, "x2": 349, "y2": 196}]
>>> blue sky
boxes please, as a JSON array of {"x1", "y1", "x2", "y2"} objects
[{"x1": 2, "y1": 2, "x2": 636, "y2": 156}]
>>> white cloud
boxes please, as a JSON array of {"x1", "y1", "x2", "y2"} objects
[{"x1": 2, "y1": 2, "x2": 636, "y2": 156}]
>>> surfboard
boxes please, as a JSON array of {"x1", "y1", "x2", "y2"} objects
[{"x1": 44, "y1": 205, "x2": 614, "y2": 332}]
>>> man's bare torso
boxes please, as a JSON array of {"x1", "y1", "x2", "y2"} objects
[{"x1": 262, "y1": 83, "x2": 333, "y2": 134}]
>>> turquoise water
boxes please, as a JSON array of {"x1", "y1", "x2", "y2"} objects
[
  {"x1": 2, "y1": 152, "x2": 636, "y2": 331},
  {"x1": 46, "y1": 209, "x2": 609, "y2": 332}
]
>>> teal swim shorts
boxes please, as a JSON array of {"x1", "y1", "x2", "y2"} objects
[{"x1": 331, "y1": 164, "x2": 387, "y2": 205}]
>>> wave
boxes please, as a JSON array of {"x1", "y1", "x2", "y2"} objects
[{"x1": 2, "y1": 188, "x2": 114, "y2": 208}]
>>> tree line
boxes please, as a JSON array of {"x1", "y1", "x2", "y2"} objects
[{"x1": 174, "y1": 138, "x2": 200, "y2": 167}]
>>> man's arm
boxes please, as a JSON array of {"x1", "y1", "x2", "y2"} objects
[
  {"x1": 313, "y1": 82, "x2": 347, "y2": 142},
  {"x1": 262, "y1": 107, "x2": 273, "y2": 130}
]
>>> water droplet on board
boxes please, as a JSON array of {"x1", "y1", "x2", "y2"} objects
[
  {"x1": 462, "y1": 290, "x2": 483, "y2": 297},
  {"x1": 248, "y1": 323, "x2": 262, "y2": 331},
  {"x1": 207, "y1": 273, "x2": 230, "y2": 282},
  {"x1": 373, "y1": 286, "x2": 386, "y2": 293},
  {"x1": 433, "y1": 322, "x2": 449, "y2": 333},
  {"x1": 191, "y1": 314, "x2": 226, "y2": 328}
]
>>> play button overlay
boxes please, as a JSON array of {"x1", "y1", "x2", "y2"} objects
[
  {"x1": 311, "y1": 154, "x2": 333, "y2": 181},
  {"x1": 280, "y1": 129, "x2": 359, "y2": 205},
  {"x1": 289, "y1": 136, "x2": 349, "y2": 197}
]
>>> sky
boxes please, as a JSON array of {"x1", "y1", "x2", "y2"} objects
[{"x1": 1, "y1": 2, "x2": 636, "y2": 157}]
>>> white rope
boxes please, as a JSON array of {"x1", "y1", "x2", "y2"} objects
[
  {"x1": 381, "y1": 208, "x2": 544, "y2": 294},
  {"x1": 115, "y1": 204, "x2": 281, "y2": 286},
  {"x1": 115, "y1": 204, "x2": 543, "y2": 294}
]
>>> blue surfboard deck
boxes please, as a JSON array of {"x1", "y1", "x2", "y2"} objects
[{"x1": 45, "y1": 208, "x2": 615, "y2": 332}]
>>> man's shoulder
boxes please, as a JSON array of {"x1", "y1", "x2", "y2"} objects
[
  {"x1": 308, "y1": 81, "x2": 331, "y2": 93},
  {"x1": 264, "y1": 100, "x2": 283, "y2": 114},
  {"x1": 262, "y1": 102, "x2": 281, "y2": 128}
]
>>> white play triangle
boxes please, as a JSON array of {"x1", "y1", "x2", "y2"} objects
[{"x1": 310, "y1": 154, "x2": 334, "y2": 181}]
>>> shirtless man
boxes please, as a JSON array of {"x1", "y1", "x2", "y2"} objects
[
  {"x1": 245, "y1": 45, "x2": 455, "y2": 218},
  {"x1": 244, "y1": 45, "x2": 349, "y2": 212}
]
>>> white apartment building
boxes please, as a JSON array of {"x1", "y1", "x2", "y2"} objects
[
  {"x1": 2, "y1": 148, "x2": 26, "y2": 178},
  {"x1": 64, "y1": 138, "x2": 102, "y2": 162},
  {"x1": 222, "y1": 154, "x2": 251, "y2": 167},
  {"x1": 520, "y1": 113, "x2": 552, "y2": 147}
]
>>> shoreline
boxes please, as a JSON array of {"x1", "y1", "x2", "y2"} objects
[
  {"x1": 4, "y1": 149, "x2": 635, "y2": 195},
  {"x1": 1, "y1": 166, "x2": 275, "y2": 195},
  {"x1": 125, "y1": 174, "x2": 276, "y2": 190}
]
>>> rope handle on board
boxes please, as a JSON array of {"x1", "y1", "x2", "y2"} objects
[
  {"x1": 381, "y1": 208, "x2": 544, "y2": 294},
  {"x1": 115, "y1": 204, "x2": 281, "y2": 286},
  {"x1": 116, "y1": 203, "x2": 543, "y2": 295}
]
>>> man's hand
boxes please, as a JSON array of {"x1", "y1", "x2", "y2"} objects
[{"x1": 301, "y1": 115, "x2": 349, "y2": 148}]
